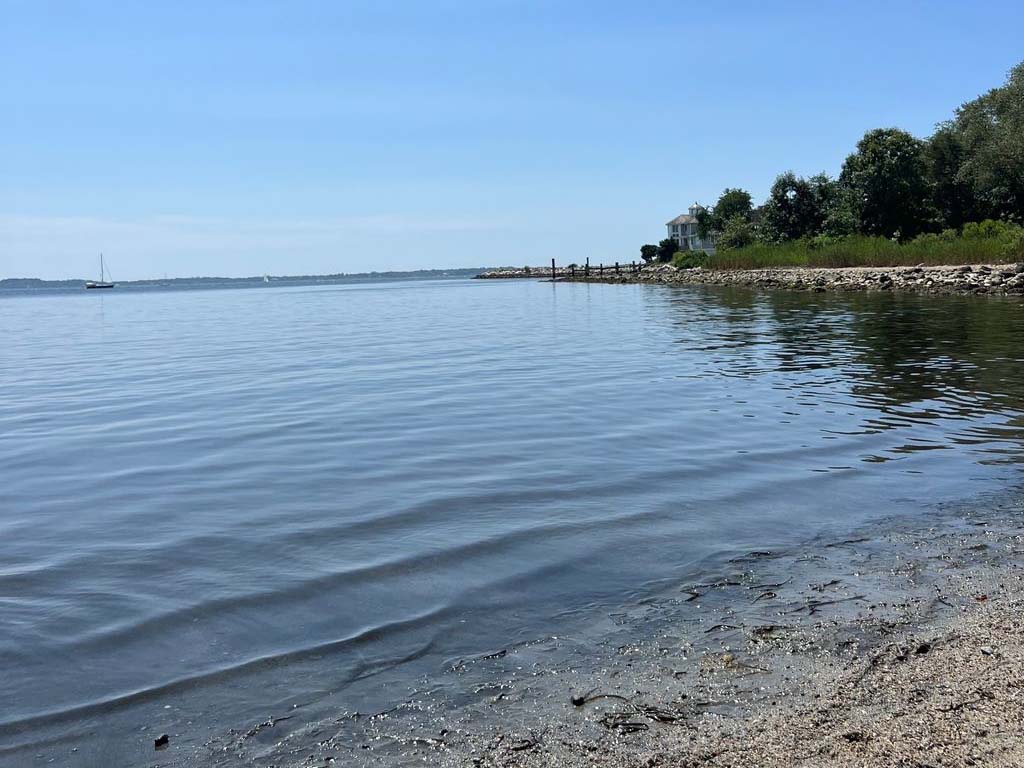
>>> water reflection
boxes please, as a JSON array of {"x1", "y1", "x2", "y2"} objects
[
  {"x1": 659, "y1": 286, "x2": 1024, "y2": 466},
  {"x1": 3, "y1": 280, "x2": 1023, "y2": 767}
]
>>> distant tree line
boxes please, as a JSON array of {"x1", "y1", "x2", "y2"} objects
[{"x1": 641, "y1": 61, "x2": 1024, "y2": 263}]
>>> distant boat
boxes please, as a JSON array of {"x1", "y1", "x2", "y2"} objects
[
  {"x1": 263, "y1": 274, "x2": 270, "y2": 283},
  {"x1": 85, "y1": 254, "x2": 115, "y2": 289}
]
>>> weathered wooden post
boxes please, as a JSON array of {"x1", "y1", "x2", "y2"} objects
[
  {"x1": 570, "y1": 264, "x2": 576, "y2": 278},
  {"x1": 615, "y1": 262, "x2": 620, "y2": 274},
  {"x1": 599, "y1": 264, "x2": 604, "y2": 276},
  {"x1": 551, "y1": 258, "x2": 556, "y2": 281},
  {"x1": 585, "y1": 258, "x2": 590, "y2": 277}
]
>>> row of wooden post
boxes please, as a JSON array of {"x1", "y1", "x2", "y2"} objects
[{"x1": 550, "y1": 258, "x2": 640, "y2": 280}]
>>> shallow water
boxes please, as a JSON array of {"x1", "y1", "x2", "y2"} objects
[{"x1": 1, "y1": 279, "x2": 1023, "y2": 765}]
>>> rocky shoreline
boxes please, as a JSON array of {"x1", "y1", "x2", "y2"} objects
[{"x1": 478, "y1": 263, "x2": 1024, "y2": 296}]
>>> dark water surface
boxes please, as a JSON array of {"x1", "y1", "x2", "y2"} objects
[{"x1": 2, "y1": 279, "x2": 1023, "y2": 765}]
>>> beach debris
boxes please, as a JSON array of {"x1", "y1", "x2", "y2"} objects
[
  {"x1": 825, "y1": 537, "x2": 871, "y2": 548},
  {"x1": 939, "y1": 690, "x2": 995, "y2": 712},
  {"x1": 749, "y1": 577, "x2": 793, "y2": 590},
  {"x1": 573, "y1": 689, "x2": 687, "y2": 731},
  {"x1": 705, "y1": 623, "x2": 740, "y2": 634},
  {"x1": 509, "y1": 736, "x2": 538, "y2": 752},
  {"x1": 728, "y1": 550, "x2": 774, "y2": 563},
  {"x1": 980, "y1": 646, "x2": 994, "y2": 656},
  {"x1": 914, "y1": 642, "x2": 932, "y2": 655},
  {"x1": 750, "y1": 624, "x2": 786, "y2": 639},
  {"x1": 754, "y1": 590, "x2": 777, "y2": 601},
  {"x1": 241, "y1": 714, "x2": 296, "y2": 739},
  {"x1": 975, "y1": 594, "x2": 988, "y2": 602},
  {"x1": 810, "y1": 579, "x2": 842, "y2": 592},
  {"x1": 570, "y1": 689, "x2": 629, "y2": 707},
  {"x1": 154, "y1": 734, "x2": 169, "y2": 750},
  {"x1": 791, "y1": 594, "x2": 867, "y2": 615},
  {"x1": 598, "y1": 701, "x2": 687, "y2": 732},
  {"x1": 598, "y1": 712, "x2": 649, "y2": 733}
]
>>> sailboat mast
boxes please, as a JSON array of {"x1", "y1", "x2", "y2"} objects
[{"x1": 100, "y1": 253, "x2": 105, "y2": 283}]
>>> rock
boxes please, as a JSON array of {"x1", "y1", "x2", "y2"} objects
[{"x1": 154, "y1": 734, "x2": 170, "y2": 750}]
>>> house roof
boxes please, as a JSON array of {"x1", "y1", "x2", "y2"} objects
[{"x1": 666, "y1": 214, "x2": 698, "y2": 225}]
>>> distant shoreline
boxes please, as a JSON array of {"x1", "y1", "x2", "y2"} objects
[
  {"x1": 478, "y1": 262, "x2": 1024, "y2": 296},
  {"x1": 0, "y1": 268, "x2": 488, "y2": 291}
]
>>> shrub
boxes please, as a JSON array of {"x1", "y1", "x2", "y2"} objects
[
  {"x1": 717, "y1": 215, "x2": 757, "y2": 250},
  {"x1": 704, "y1": 223, "x2": 1023, "y2": 270},
  {"x1": 672, "y1": 250, "x2": 711, "y2": 270},
  {"x1": 962, "y1": 219, "x2": 1017, "y2": 240}
]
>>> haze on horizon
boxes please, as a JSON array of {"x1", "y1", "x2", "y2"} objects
[{"x1": 3, "y1": 1, "x2": 1023, "y2": 281}]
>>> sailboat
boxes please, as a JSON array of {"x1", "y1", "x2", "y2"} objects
[{"x1": 85, "y1": 254, "x2": 115, "y2": 289}]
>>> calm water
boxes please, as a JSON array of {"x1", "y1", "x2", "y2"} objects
[{"x1": 2, "y1": 279, "x2": 1023, "y2": 765}]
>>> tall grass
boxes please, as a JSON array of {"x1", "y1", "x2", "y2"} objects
[{"x1": 706, "y1": 230, "x2": 1024, "y2": 270}]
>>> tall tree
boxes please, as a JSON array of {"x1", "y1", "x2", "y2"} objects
[
  {"x1": 640, "y1": 244, "x2": 659, "y2": 263},
  {"x1": 924, "y1": 126, "x2": 976, "y2": 229},
  {"x1": 839, "y1": 128, "x2": 933, "y2": 239},
  {"x1": 949, "y1": 61, "x2": 1024, "y2": 222},
  {"x1": 712, "y1": 188, "x2": 753, "y2": 226},
  {"x1": 656, "y1": 238, "x2": 679, "y2": 263},
  {"x1": 761, "y1": 172, "x2": 836, "y2": 241}
]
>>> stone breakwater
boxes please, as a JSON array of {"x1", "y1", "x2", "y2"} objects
[{"x1": 478, "y1": 263, "x2": 1024, "y2": 296}]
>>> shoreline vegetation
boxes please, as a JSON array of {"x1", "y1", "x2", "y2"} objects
[{"x1": 631, "y1": 61, "x2": 1023, "y2": 281}]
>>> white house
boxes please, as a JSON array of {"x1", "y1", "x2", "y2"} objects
[{"x1": 666, "y1": 204, "x2": 715, "y2": 253}]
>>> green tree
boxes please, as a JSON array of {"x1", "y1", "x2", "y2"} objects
[
  {"x1": 695, "y1": 207, "x2": 716, "y2": 240},
  {"x1": 948, "y1": 61, "x2": 1024, "y2": 222},
  {"x1": 695, "y1": 188, "x2": 754, "y2": 239},
  {"x1": 821, "y1": 185, "x2": 859, "y2": 237},
  {"x1": 924, "y1": 126, "x2": 976, "y2": 229},
  {"x1": 761, "y1": 172, "x2": 837, "y2": 242},
  {"x1": 717, "y1": 215, "x2": 756, "y2": 251},
  {"x1": 712, "y1": 188, "x2": 754, "y2": 225},
  {"x1": 839, "y1": 128, "x2": 933, "y2": 239},
  {"x1": 657, "y1": 237, "x2": 679, "y2": 263},
  {"x1": 640, "y1": 243, "x2": 659, "y2": 263}
]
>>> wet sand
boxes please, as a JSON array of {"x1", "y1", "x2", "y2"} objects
[{"x1": 204, "y1": 495, "x2": 1024, "y2": 767}]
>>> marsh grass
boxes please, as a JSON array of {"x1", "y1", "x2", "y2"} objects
[{"x1": 706, "y1": 231, "x2": 1024, "y2": 270}]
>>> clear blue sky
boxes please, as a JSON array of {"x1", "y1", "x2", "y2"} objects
[{"x1": 3, "y1": 1, "x2": 1023, "y2": 280}]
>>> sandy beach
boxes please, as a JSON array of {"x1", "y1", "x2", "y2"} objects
[
  {"x1": 433, "y1": 503, "x2": 1024, "y2": 768},
  {"x1": 202, "y1": 495, "x2": 1024, "y2": 767}
]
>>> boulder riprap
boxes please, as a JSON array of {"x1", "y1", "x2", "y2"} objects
[{"x1": 477, "y1": 263, "x2": 1024, "y2": 296}]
